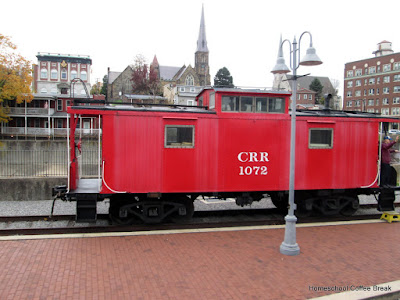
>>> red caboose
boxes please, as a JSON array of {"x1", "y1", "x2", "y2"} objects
[{"x1": 54, "y1": 88, "x2": 399, "y2": 223}]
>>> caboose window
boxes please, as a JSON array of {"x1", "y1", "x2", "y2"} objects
[
  {"x1": 309, "y1": 128, "x2": 333, "y2": 149},
  {"x1": 240, "y1": 97, "x2": 253, "y2": 112},
  {"x1": 165, "y1": 125, "x2": 195, "y2": 148},
  {"x1": 269, "y1": 98, "x2": 285, "y2": 113},
  {"x1": 256, "y1": 97, "x2": 268, "y2": 112},
  {"x1": 221, "y1": 96, "x2": 239, "y2": 111}
]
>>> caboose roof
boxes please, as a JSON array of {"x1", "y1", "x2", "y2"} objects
[
  {"x1": 296, "y1": 109, "x2": 400, "y2": 121},
  {"x1": 201, "y1": 87, "x2": 291, "y2": 95}
]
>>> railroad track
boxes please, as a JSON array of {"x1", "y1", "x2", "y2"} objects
[{"x1": 0, "y1": 203, "x2": 391, "y2": 237}]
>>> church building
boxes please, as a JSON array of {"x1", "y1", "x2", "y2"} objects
[{"x1": 107, "y1": 6, "x2": 210, "y2": 106}]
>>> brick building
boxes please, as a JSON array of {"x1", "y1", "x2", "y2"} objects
[
  {"x1": 0, "y1": 53, "x2": 100, "y2": 139},
  {"x1": 344, "y1": 41, "x2": 400, "y2": 119}
]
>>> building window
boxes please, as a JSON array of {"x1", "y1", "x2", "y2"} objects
[
  {"x1": 347, "y1": 91, "x2": 352, "y2": 97},
  {"x1": 368, "y1": 89, "x2": 375, "y2": 95},
  {"x1": 51, "y1": 69, "x2": 58, "y2": 79},
  {"x1": 165, "y1": 125, "x2": 195, "y2": 148},
  {"x1": 308, "y1": 94, "x2": 312, "y2": 100},
  {"x1": 303, "y1": 94, "x2": 307, "y2": 100},
  {"x1": 383, "y1": 98, "x2": 389, "y2": 105},
  {"x1": 179, "y1": 87, "x2": 185, "y2": 92},
  {"x1": 382, "y1": 108, "x2": 390, "y2": 115},
  {"x1": 71, "y1": 70, "x2": 77, "y2": 80},
  {"x1": 347, "y1": 81, "x2": 353, "y2": 88},
  {"x1": 187, "y1": 100, "x2": 195, "y2": 106},
  {"x1": 61, "y1": 68, "x2": 67, "y2": 80},
  {"x1": 369, "y1": 66, "x2": 376, "y2": 74},
  {"x1": 80, "y1": 71, "x2": 87, "y2": 81},
  {"x1": 355, "y1": 80, "x2": 361, "y2": 87},
  {"x1": 309, "y1": 128, "x2": 333, "y2": 149},
  {"x1": 355, "y1": 90, "x2": 361, "y2": 97},
  {"x1": 40, "y1": 88, "x2": 47, "y2": 94},
  {"x1": 56, "y1": 119, "x2": 63, "y2": 128},
  {"x1": 368, "y1": 99, "x2": 374, "y2": 106},
  {"x1": 190, "y1": 87, "x2": 195, "y2": 93},
  {"x1": 394, "y1": 97, "x2": 400, "y2": 104},
  {"x1": 185, "y1": 74, "x2": 194, "y2": 86},
  {"x1": 383, "y1": 87, "x2": 390, "y2": 94},
  {"x1": 383, "y1": 64, "x2": 391, "y2": 72},
  {"x1": 395, "y1": 86, "x2": 400, "y2": 93},
  {"x1": 346, "y1": 70, "x2": 353, "y2": 77},
  {"x1": 57, "y1": 99, "x2": 63, "y2": 111},
  {"x1": 40, "y1": 69, "x2": 47, "y2": 79},
  {"x1": 392, "y1": 107, "x2": 400, "y2": 115},
  {"x1": 394, "y1": 75, "x2": 400, "y2": 82},
  {"x1": 369, "y1": 78, "x2": 375, "y2": 85},
  {"x1": 394, "y1": 62, "x2": 400, "y2": 70},
  {"x1": 346, "y1": 101, "x2": 352, "y2": 107},
  {"x1": 355, "y1": 69, "x2": 362, "y2": 76}
]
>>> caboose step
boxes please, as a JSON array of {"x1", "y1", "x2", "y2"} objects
[
  {"x1": 378, "y1": 189, "x2": 395, "y2": 212},
  {"x1": 380, "y1": 211, "x2": 400, "y2": 223},
  {"x1": 76, "y1": 199, "x2": 97, "y2": 222}
]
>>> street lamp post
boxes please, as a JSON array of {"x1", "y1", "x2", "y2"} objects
[{"x1": 271, "y1": 32, "x2": 322, "y2": 256}]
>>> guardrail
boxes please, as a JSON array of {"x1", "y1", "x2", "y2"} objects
[
  {"x1": 1, "y1": 128, "x2": 102, "y2": 137},
  {"x1": 0, "y1": 148, "x2": 100, "y2": 178}
]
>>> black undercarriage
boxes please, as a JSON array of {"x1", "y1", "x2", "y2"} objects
[{"x1": 52, "y1": 186, "x2": 396, "y2": 224}]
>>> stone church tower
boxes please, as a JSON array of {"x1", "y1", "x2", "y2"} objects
[{"x1": 195, "y1": 5, "x2": 210, "y2": 86}]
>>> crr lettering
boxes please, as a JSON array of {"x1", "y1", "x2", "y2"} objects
[{"x1": 237, "y1": 152, "x2": 269, "y2": 162}]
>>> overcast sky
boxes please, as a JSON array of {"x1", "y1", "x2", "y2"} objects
[{"x1": 2, "y1": 0, "x2": 400, "y2": 98}]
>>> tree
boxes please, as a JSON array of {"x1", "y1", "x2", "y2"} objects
[
  {"x1": 214, "y1": 67, "x2": 234, "y2": 87},
  {"x1": 90, "y1": 81, "x2": 101, "y2": 95},
  {"x1": 0, "y1": 34, "x2": 33, "y2": 123},
  {"x1": 100, "y1": 75, "x2": 108, "y2": 96},
  {"x1": 131, "y1": 54, "x2": 161, "y2": 96},
  {"x1": 309, "y1": 78, "x2": 323, "y2": 104}
]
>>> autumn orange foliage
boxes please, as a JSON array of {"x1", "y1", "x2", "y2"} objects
[{"x1": 0, "y1": 34, "x2": 33, "y2": 123}]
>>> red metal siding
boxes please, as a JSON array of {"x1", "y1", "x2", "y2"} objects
[
  {"x1": 101, "y1": 113, "x2": 163, "y2": 194},
  {"x1": 295, "y1": 118, "x2": 379, "y2": 189},
  {"x1": 216, "y1": 114, "x2": 291, "y2": 192}
]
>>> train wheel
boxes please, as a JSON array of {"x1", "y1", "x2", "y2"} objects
[
  {"x1": 295, "y1": 201, "x2": 312, "y2": 218},
  {"x1": 109, "y1": 199, "x2": 141, "y2": 225},
  {"x1": 170, "y1": 195, "x2": 195, "y2": 223},
  {"x1": 339, "y1": 196, "x2": 359, "y2": 216},
  {"x1": 270, "y1": 193, "x2": 289, "y2": 213}
]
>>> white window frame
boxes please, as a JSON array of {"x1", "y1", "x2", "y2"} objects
[
  {"x1": 40, "y1": 68, "x2": 48, "y2": 79},
  {"x1": 57, "y1": 99, "x2": 63, "y2": 111},
  {"x1": 383, "y1": 64, "x2": 391, "y2": 72},
  {"x1": 51, "y1": 69, "x2": 58, "y2": 80},
  {"x1": 80, "y1": 70, "x2": 87, "y2": 81}
]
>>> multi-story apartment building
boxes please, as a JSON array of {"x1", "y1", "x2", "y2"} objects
[
  {"x1": 344, "y1": 41, "x2": 400, "y2": 121},
  {"x1": 33, "y1": 52, "x2": 92, "y2": 96},
  {"x1": 0, "y1": 53, "x2": 100, "y2": 139}
]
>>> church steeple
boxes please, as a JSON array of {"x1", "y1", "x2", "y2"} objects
[
  {"x1": 196, "y1": 4, "x2": 208, "y2": 53},
  {"x1": 195, "y1": 4, "x2": 210, "y2": 86}
]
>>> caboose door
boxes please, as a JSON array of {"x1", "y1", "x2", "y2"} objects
[{"x1": 162, "y1": 118, "x2": 197, "y2": 192}]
